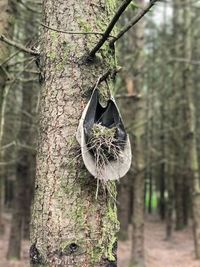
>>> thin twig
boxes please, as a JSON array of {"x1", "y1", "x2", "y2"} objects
[
  {"x1": 87, "y1": 0, "x2": 133, "y2": 59},
  {"x1": 12, "y1": 68, "x2": 40, "y2": 74},
  {"x1": 0, "y1": 51, "x2": 20, "y2": 66},
  {"x1": 41, "y1": 23, "x2": 113, "y2": 37},
  {"x1": 0, "y1": 141, "x2": 16, "y2": 151},
  {"x1": 109, "y1": 0, "x2": 158, "y2": 47},
  {"x1": 0, "y1": 35, "x2": 39, "y2": 56}
]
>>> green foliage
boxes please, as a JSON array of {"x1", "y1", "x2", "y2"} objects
[{"x1": 145, "y1": 191, "x2": 158, "y2": 210}]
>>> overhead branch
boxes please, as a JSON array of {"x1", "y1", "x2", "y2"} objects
[
  {"x1": 87, "y1": 0, "x2": 133, "y2": 59},
  {"x1": 0, "y1": 35, "x2": 39, "y2": 56},
  {"x1": 41, "y1": 23, "x2": 114, "y2": 37},
  {"x1": 109, "y1": 0, "x2": 158, "y2": 47}
]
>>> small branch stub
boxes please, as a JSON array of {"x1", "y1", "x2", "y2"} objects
[{"x1": 87, "y1": 0, "x2": 133, "y2": 59}]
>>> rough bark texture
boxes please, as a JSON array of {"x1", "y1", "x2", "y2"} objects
[{"x1": 30, "y1": 1, "x2": 120, "y2": 267}]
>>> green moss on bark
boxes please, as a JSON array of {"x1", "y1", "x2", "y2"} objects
[{"x1": 31, "y1": 0, "x2": 120, "y2": 266}]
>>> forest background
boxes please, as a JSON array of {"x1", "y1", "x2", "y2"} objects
[{"x1": 1, "y1": 0, "x2": 200, "y2": 267}]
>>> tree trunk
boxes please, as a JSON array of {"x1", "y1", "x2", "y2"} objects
[
  {"x1": 172, "y1": 0, "x2": 185, "y2": 231},
  {"x1": 165, "y1": 140, "x2": 174, "y2": 239},
  {"x1": 117, "y1": 176, "x2": 131, "y2": 241},
  {"x1": 174, "y1": 176, "x2": 184, "y2": 230},
  {"x1": 0, "y1": 0, "x2": 15, "y2": 235},
  {"x1": 182, "y1": 0, "x2": 200, "y2": 258},
  {"x1": 130, "y1": 2, "x2": 145, "y2": 265},
  {"x1": 6, "y1": 0, "x2": 39, "y2": 258},
  {"x1": 30, "y1": 1, "x2": 120, "y2": 266},
  {"x1": 130, "y1": 99, "x2": 145, "y2": 267}
]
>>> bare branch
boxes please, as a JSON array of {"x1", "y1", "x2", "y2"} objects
[
  {"x1": 0, "y1": 160, "x2": 17, "y2": 166},
  {"x1": 0, "y1": 51, "x2": 20, "y2": 66},
  {"x1": 0, "y1": 35, "x2": 39, "y2": 56},
  {"x1": 0, "y1": 140, "x2": 36, "y2": 152},
  {"x1": 169, "y1": 57, "x2": 200, "y2": 65},
  {"x1": 41, "y1": 23, "x2": 114, "y2": 37},
  {"x1": 0, "y1": 141, "x2": 16, "y2": 151},
  {"x1": 109, "y1": 0, "x2": 158, "y2": 46},
  {"x1": 87, "y1": 0, "x2": 133, "y2": 59}
]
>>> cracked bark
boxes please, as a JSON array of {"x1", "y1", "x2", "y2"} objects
[{"x1": 30, "y1": 1, "x2": 119, "y2": 267}]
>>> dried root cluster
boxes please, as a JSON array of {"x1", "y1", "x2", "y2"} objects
[{"x1": 87, "y1": 123, "x2": 123, "y2": 175}]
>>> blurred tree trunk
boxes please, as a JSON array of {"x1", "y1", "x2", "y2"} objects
[
  {"x1": 159, "y1": 116, "x2": 165, "y2": 221},
  {"x1": 117, "y1": 176, "x2": 131, "y2": 241},
  {"x1": 145, "y1": 74, "x2": 152, "y2": 215},
  {"x1": 0, "y1": 0, "x2": 15, "y2": 234},
  {"x1": 130, "y1": 99, "x2": 145, "y2": 267},
  {"x1": 172, "y1": 0, "x2": 185, "y2": 231},
  {"x1": 5, "y1": 15, "x2": 25, "y2": 263},
  {"x1": 182, "y1": 0, "x2": 200, "y2": 259},
  {"x1": 6, "y1": 0, "x2": 40, "y2": 259},
  {"x1": 30, "y1": 1, "x2": 120, "y2": 266},
  {"x1": 7, "y1": 61, "x2": 38, "y2": 258},
  {"x1": 165, "y1": 152, "x2": 174, "y2": 239},
  {"x1": 117, "y1": 1, "x2": 145, "y2": 264},
  {"x1": 129, "y1": 1, "x2": 145, "y2": 266}
]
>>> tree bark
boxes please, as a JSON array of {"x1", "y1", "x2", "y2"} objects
[{"x1": 30, "y1": 1, "x2": 120, "y2": 266}]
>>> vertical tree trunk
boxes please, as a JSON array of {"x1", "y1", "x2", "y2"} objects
[
  {"x1": 165, "y1": 166, "x2": 174, "y2": 239},
  {"x1": 30, "y1": 1, "x2": 120, "y2": 266},
  {"x1": 130, "y1": 1, "x2": 145, "y2": 266},
  {"x1": 117, "y1": 176, "x2": 131, "y2": 241},
  {"x1": 130, "y1": 99, "x2": 145, "y2": 267},
  {"x1": 6, "y1": 0, "x2": 39, "y2": 258},
  {"x1": 145, "y1": 85, "x2": 153, "y2": 215},
  {"x1": 148, "y1": 171, "x2": 153, "y2": 214},
  {"x1": 0, "y1": 0, "x2": 15, "y2": 234},
  {"x1": 182, "y1": 0, "x2": 200, "y2": 258},
  {"x1": 165, "y1": 105, "x2": 175, "y2": 239},
  {"x1": 159, "y1": 157, "x2": 165, "y2": 220},
  {"x1": 7, "y1": 158, "x2": 25, "y2": 259},
  {"x1": 172, "y1": 0, "x2": 185, "y2": 231}
]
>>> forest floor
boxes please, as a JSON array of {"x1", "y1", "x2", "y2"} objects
[
  {"x1": 0, "y1": 214, "x2": 200, "y2": 267},
  {"x1": 118, "y1": 216, "x2": 200, "y2": 267}
]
